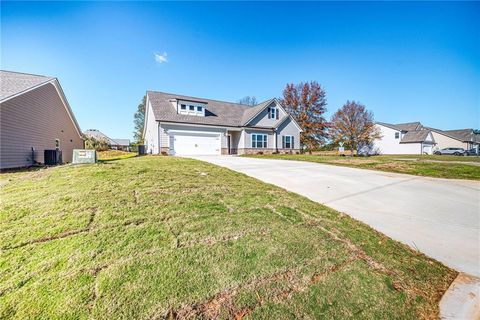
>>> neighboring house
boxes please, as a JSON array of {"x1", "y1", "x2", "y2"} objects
[
  {"x1": 143, "y1": 91, "x2": 302, "y2": 155},
  {"x1": 373, "y1": 122, "x2": 436, "y2": 155},
  {"x1": 426, "y1": 127, "x2": 480, "y2": 152},
  {"x1": 83, "y1": 129, "x2": 130, "y2": 151},
  {"x1": 0, "y1": 70, "x2": 83, "y2": 169}
]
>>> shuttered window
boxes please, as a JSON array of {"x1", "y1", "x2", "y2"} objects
[{"x1": 283, "y1": 135, "x2": 293, "y2": 149}]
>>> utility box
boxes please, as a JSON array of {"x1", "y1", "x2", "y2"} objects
[
  {"x1": 72, "y1": 149, "x2": 97, "y2": 164},
  {"x1": 44, "y1": 150, "x2": 62, "y2": 165}
]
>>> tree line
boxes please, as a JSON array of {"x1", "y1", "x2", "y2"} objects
[{"x1": 133, "y1": 81, "x2": 381, "y2": 155}]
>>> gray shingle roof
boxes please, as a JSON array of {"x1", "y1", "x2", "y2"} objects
[
  {"x1": 112, "y1": 139, "x2": 130, "y2": 146},
  {"x1": 400, "y1": 130, "x2": 431, "y2": 143},
  {"x1": 444, "y1": 129, "x2": 480, "y2": 143},
  {"x1": 377, "y1": 121, "x2": 422, "y2": 132},
  {"x1": 426, "y1": 127, "x2": 480, "y2": 143},
  {"x1": 1, "y1": 70, "x2": 54, "y2": 101},
  {"x1": 147, "y1": 91, "x2": 275, "y2": 127}
]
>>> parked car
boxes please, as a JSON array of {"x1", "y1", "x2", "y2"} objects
[
  {"x1": 434, "y1": 148, "x2": 466, "y2": 156},
  {"x1": 465, "y1": 148, "x2": 479, "y2": 156}
]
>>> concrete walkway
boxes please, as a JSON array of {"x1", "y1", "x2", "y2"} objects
[{"x1": 191, "y1": 155, "x2": 480, "y2": 277}]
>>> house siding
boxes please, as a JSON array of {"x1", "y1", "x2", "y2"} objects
[
  {"x1": 276, "y1": 117, "x2": 301, "y2": 152},
  {"x1": 247, "y1": 101, "x2": 286, "y2": 127},
  {"x1": 373, "y1": 124, "x2": 423, "y2": 155},
  {"x1": 144, "y1": 99, "x2": 159, "y2": 154},
  {"x1": 0, "y1": 82, "x2": 83, "y2": 169},
  {"x1": 430, "y1": 131, "x2": 467, "y2": 151}
]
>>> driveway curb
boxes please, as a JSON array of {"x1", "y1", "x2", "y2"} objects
[{"x1": 440, "y1": 273, "x2": 480, "y2": 319}]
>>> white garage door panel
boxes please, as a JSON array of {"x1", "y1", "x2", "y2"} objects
[{"x1": 171, "y1": 132, "x2": 221, "y2": 155}]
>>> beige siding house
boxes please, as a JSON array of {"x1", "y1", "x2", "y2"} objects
[
  {"x1": 144, "y1": 91, "x2": 302, "y2": 156},
  {"x1": 0, "y1": 71, "x2": 83, "y2": 169},
  {"x1": 427, "y1": 128, "x2": 480, "y2": 151}
]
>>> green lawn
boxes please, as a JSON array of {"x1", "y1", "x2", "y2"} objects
[
  {"x1": 0, "y1": 156, "x2": 456, "y2": 319},
  {"x1": 97, "y1": 150, "x2": 137, "y2": 161},
  {"x1": 245, "y1": 154, "x2": 480, "y2": 180}
]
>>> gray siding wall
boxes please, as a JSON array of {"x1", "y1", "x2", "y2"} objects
[
  {"x1": 276, "y1": 117, "x2": 301, "y2": 150},
  {"x1": 248, "y1": 101, "x2": 286, "y2": 127},
  {"x1": 0, "y1": 83, "x2": 83, "y2": 169},
  {"x1": 159, "y1": 123, "x2": 228, "y2": 149}
]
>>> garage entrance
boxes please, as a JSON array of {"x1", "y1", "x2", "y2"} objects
[{"x1": 169, "y1": 132, "x2": 221, "y2": 155}]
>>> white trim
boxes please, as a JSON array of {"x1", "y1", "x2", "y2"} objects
[{"x1": 0, "y1": 78, "x2": 54, "y2": 103}]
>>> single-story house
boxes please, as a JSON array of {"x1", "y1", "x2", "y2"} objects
[
  {"x1": 426, "y1": 127, "x2": 480, "y2": 151},
  {"x1": 0, "y1": 70, "x2": 83, "y2": 169},
  {"x1": 373, "y1": 122, "x2": 436, "y2": 155},
  {"x1": 83, "y1": 129, "x2": 130, "y2": 151},
  {"x1": 143, "y1": 91, "x2": 302, "y2": 155}
]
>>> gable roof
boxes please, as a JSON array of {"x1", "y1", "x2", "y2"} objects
[
  {"x1": 0, "y1": 70, "x2": 55, "y2": 101},
  {"x1": 426, "y1": 127, "x2": 480, "y2": 143},
  {"x1": 399, "y1": 130, "x2": 431, "y2": 143},
  {"x1": 240, "y1": 99, "x2": 274, "y2": 125},
  {"x1": 376, "y1": 121, "x2": 422, "y2": 132},
  {"x1": 1, "y1": 70, "x2": 82, "y2": 138},
  {"x1": 146, "y1": 91, "x2": 300, "y2": 130}
]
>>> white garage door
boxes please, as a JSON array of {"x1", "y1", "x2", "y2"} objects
[{"x1": 170, "y1": 132, "x2": 221, "y2": 155}]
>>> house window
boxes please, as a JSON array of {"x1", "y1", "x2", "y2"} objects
[
  {"x1": 268, "y1": 107, "x2": 277, "y2": 119},
  {"x1": 197, "y1": 106, "x2": 203, "y2": 112},
  {"x1": 283, "y1": 135, "x2": 293, "y2": 149},
  {"x1": 395, "y1": 132, "x2": 399, "y2": 139},
  {"x1": 180, "y1": 104, "x2": 186, "y2": 110},
  {"x1": 252, "y1": 134, "x2": 267, "y2": 148},
  {"x1": 189, "y1": 105, "x2": 195, "y2": 111}
]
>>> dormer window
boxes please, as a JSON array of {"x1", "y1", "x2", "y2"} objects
[
  {"x1": 177, "y1": 100, "x2": 206, "y2": 116},
  {"x1": 395, "y1": 132, "x2": 399, "y2": 139},
  {"x1": 268, "y1": 106, "x2": 278, "y2": 119}
]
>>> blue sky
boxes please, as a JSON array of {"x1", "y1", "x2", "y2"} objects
[{"x1": 2, "y1": 1, "x2": 479, "y2": 140}]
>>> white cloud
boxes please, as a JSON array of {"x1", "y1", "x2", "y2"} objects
[{"x1": 154, "y1": 52, "x2": 168, "y2": 64}]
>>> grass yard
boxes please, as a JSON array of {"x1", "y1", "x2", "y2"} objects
[
  {"x1": 0, "y1": 156, "x2": 456, "y2": 319},
  {"x1": 97, "y1": 150, "x2": 137, "y2": 161},
  {"x1": 245, "y1": 154, "x2": 480, "y2": 180}
]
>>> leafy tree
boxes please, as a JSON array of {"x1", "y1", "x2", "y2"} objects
[
  {"x1": 133, "y1": 95, "x2": 146, "y2": 144},
  {"x1": 83, "y1": 135, "x2": 110, "y2": 151},
  {"x1": 238, "y1": 96, "x2": 258, "y2": 106},
  {"x1": 281, "y1": 81, "x2": 328, "y2": 150},
  {"x1": 329, "y1": 101, "x2": 381, "y2": 156}
]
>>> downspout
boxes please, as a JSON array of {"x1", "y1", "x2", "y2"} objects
[{"x1": 274, "y1": 129, "x2": 278, "y2": 152}]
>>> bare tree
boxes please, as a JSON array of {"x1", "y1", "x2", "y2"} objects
[
  {"x1": 281, "y1": 81, "x2": 328, "y2": 150},
  {"x1": 238, "y1": 96, "x2": 258, "y2": 106},
  {"x1": 329, "y1": 101, "x2": 381, "y2": 156}
]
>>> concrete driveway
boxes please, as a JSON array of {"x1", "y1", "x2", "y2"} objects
[{"x1": 191, "y1": 155, "x2": 480, "y2": 277}]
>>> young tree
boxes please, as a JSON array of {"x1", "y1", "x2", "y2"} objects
[
  {"x1": 238, "y1": 96, "x2": 258, "y2": 106},
  {"x1": 281, "y1": 81, "x2": 328, "y2": 150},
  {"x1": 133, "y1": 95, "x2": 146, "y2": 144},
  {"x1": 329, "y1": 101, "x2": 381, "y2": 156}
]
